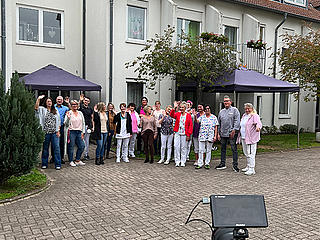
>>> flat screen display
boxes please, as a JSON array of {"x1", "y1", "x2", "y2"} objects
[{"x1": 210, "y1": 195, "x2": 268, "y2": 228}]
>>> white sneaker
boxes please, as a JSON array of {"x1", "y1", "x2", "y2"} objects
[
  {"x1": 245, "y1": 168, "x2": 255, "y2": 176},
  {"x1": 75, "y1": 160, "x2": 85, "y2": 166},
  {"x1": 175, "y1": 162, "x2": 180, "y2": 167},
  {"x1": 164, "y1": 160, "x2": 170, "y2": 165},
  {"x1": 157, "y1": 159, "x2": 164, "y2": 164},
  {"x1": 193, "y1": 161, "x2": 198, "y2": 166},
  {"x1": 70, "y1": 161, "x2": 77, "y2": 167},
  {"x1": 180, "y1": 163, "x2": 186, "y2": 167},
  {"x1": 116, "y1": 158, "x2": 120, "y2": 163},
  {"x1": 242, "y1": 166, "x2": 249, "y2": 172},
  {"x1": 55, "y1": 167, "x2": 61, "y2": 170},
  {"x1": 123, "y1": 159, "x2": 130, "y2": 163},
  {"x1": 41, "y1": 166, "x2": 47, "y2": 169},
  {"x1": 129, "y1": 153, "x2": 136, "y2": 158}
]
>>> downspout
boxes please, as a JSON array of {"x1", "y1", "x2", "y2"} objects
[
  {"x1": 109, "y1": 0, "x2": 114, "y2": 102},
  {"x1": 272, "y1": 13, "x2": 287, "y2": 126},
  {"x1": 1, "y1": 0, "x2": 6, "y2": 90},
  {"x1": 82, "y1": 0, "x2": 86, "y2": 79}
]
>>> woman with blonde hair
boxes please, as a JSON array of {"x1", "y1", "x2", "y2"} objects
[
  {"x1": 64, "y1": 100, "x2": 86, "y2": 167},
  {"x1": 238, "y1": 103, "x2": 262, "y2": 175},
  {"x1": 170, "y1": 101, "x2": 193, "y2": 167},
  {"x1": 105, "y1": 102, "x2": 116, "y2": 159},
  {"x1": 140, "y1": 105, "x2": 157, "y2": 163},
  {"x1": 92, "y1": 102, "x2": 108, "y2": 165}
]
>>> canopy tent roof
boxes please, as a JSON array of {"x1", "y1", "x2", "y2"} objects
[
  {"x1": 22, "y1": 64, "x2": 102, "y2": 91},
  {"x1": 177, "y1": 68, "x2": 300, "y2": 93}
]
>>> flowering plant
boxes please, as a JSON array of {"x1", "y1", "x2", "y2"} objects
[
  {"x1": 246, "y1": 39, "x2": 266, "y2": 49},
  {"x1": 200, "y1": 32, "x2": 229, "y2": 44}
]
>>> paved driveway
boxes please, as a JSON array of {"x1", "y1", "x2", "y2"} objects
[{"x1": 1, "y1": 148, "x2": 320, "y2": 239}]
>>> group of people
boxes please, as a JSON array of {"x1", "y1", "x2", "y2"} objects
[{"x1": 35, "y1": 94, "x2": 262, "y2": 176}]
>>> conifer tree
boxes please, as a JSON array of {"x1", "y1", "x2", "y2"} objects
[{"x1": 0, "y1": 73, "x2": 44, "y2": 185}]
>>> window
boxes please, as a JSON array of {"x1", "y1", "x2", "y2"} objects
[
  {"x1": 127, "y1": 82, "x2": 144, "y2": 108},
  {"x1": 43, "y1": 11, "x2": 62, "y2": 44},
  {"x1": 127, "y1": 6, "x2": 146, "y2": 41},
  {"x1": 177, "y1": 18, "x2": 200, "y2": 41},
  {"x1": 284, "y1": 0, "x2": 307, "y2": 7},
  {"x1": 257, "y1": 96, "x2": 262, "y2": 115},
  {"x1": 224, "y1": 26, "x2": 238, "y2": 47},
  {"x1": 259, "y1": 25, "x2": 265, "y2": 42},
  {"x1": 279, "y1": 92, "x2": 290, "y2": 115},
  {"x1": 17, "y1": 6, "x2": 63, "y2": 46}
]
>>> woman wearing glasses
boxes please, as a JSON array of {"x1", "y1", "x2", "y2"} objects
[
  {"x1": 64, "y1": 100, "x2": 86, "y2": 167},
  {"x1": 194, "y1": 105, "x2": 218, "y2": 169}
]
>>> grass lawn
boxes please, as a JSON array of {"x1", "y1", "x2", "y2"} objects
[
  {"x1": 0, "y1": 169, "x2": 47, "y2": 201},
  {"x1": 133, "y1": 133, "x2": 320, "y2": 160}
]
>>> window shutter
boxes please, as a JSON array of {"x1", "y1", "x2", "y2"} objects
[
  {"x1": 161, "y1": 0, "x2": 177, "y2": 33},
  {"x1": 242, "y1": 14, "x2": 260, "y2": 41},
  {"x1": 205, "y1": 5, "x2": 222, "y2": 34}
]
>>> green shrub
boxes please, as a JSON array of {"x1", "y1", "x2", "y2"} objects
[
  {"x1": 279, "y1": 124, "x2": 298, "y2": 134},
  {"x1": 0, "y1": 73, "x2": 44, "y2": 185},
  {"x1": 261, "y1": 125, "x2": 278, "y2": 135}
]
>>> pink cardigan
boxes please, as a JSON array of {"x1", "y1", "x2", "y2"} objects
[{"x1": 238, "y1": 113, "x2": 262, "y2": 145}]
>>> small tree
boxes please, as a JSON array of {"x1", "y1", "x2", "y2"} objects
[
  {"x1": 279, "y1": 27, "x2": 320, "y2": 101},
  {"x1": 0, "y1": 73, "x2": 44, "y2": 185},
  {"x1": 126, "y1": 27, "x2": 237, "y2": 102}
]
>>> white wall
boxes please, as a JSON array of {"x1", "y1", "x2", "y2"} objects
[{"x1": 10, "y1": 0, "x2": 82, "y2": 79}]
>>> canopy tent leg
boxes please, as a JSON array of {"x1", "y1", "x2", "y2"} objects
[
  {"x1": 233, "y1": 91, "x2": 236, "y2": 108},
  {"x1": 99, "y1": 91, "x2": 101, "y2": 102},
  {"x1": 297, "y1": 91, "x2": 300, "y2": 149}
]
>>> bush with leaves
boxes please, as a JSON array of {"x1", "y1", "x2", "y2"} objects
[
  {"x1": 261, "y1": 125, "x2": 278, "y2": 135},
  {"x1": 279, "y1": 124, "x2": 298, "y2": 134},
  {"x1": 0, "y1": 73, "x2": 44, "y2": 185}
]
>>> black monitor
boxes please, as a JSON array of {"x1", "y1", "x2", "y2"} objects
[{"x1": 210, "y1": 195, "x2": 268, "y2": 228}]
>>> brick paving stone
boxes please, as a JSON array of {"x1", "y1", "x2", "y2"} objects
[{"x1": 1, "y1": 148, "x2": 320, "y2": 239}]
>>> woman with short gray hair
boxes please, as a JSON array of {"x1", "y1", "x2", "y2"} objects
[{"x1": 238, "y1": 103, "x2": 262, "y2": 175}]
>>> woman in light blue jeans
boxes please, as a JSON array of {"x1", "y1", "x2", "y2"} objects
[{"x1": 64, "y1": 100, "x2": 86, "y2": 167}]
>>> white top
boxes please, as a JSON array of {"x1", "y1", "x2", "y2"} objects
[
  {"x1": 240, "y1": 114, "x2": 250, "y2": 139},
  {"x1": 178, "y1": 115, "x2": 186, "y2": 135},
  {"x1": 153, "y1": 109, "x2": 165, "y2": 128},
  {"x1": 116, "y1": 116, "x2": 130, "y2": 139}
]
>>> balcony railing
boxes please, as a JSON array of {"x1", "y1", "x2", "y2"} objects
[{"x1": 230, "y1": 44, "x2": 267, "y2": 74}]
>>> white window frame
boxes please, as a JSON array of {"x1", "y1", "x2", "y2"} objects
[
  {"x1": 223, "y1": 25, "x2": 239, "y2": 47},
  {"x1": 16, "y1": 5, "x2": 64, "y2": 48},
  {"x1": 278, "y1": 92, "x2": 291, "y2": 119},
  {"x1": 126, "y1": 79, "x2": 146, "y2": 103},
  {"x1": 177, "y1": 18, "x2": 202, "y2": 36},
  {"x1": 284, "y1": 0, "x2": 307, "y2": 7},
  {"x1": 259, "y1": 24, "x2": 266, "y2": 42},
  {"x1": 126, "y1": 5, "x2": 147, "y2": 45}
]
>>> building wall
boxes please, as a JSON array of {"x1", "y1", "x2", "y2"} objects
[{"x1": 8, "y1": 0, "x2": 82, "y2": 85}]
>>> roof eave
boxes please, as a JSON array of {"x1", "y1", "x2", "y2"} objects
[{"x1": 222, "y1": 0, "x2": 320, "y2": 24}]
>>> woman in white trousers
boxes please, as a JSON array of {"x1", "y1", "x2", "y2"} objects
[
  {"x1": 170, "y1": 101, "x2": 193, "y2": 167},
  {"x1": 194, "y1": 105, "x2": 218, "y2": 169},
  {"x1": 157, "y1": 106, "x2": 174, "y2": 165},
  {"x1": 238, "y1": 103, "x2": 262, "y2": 175}
]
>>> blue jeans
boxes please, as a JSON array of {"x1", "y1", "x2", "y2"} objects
[
  {"x1": 68, "y1": 130, "x2": 85, "y2": 162},
  {"x1": 106, "y1": 130, "x2": 114, "y2": 154},
  {"x1": 42, "y1": 133, "x2": 61, "y2": 168},
  {"x1": 220, "y1": 131, "x2": 239, "y2": 167},
  {"x1": 96, "y1": 132, "x2": 108, "y2": 158}
]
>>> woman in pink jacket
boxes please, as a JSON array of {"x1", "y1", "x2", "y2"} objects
[{"x1": 238, "y1": 103, "x2": 262, "y2": 176}]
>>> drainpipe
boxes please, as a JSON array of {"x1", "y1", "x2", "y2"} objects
[
  {"x1": 82, "y1": 0, "x2": 86, "y2": 79},
  {"x1": 1, "y1": 0, "x2": 6, "y2": 90},
  {"x1": 109, "y1": 0, "x2": 114, "y2": 102},
  {"x1": 272, "y1": 13, "x2": 287, "y2": 126}
]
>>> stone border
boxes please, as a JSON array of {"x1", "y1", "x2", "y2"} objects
[{"x1": 0, "y1": 170, "x2": 52, "y2": 205}]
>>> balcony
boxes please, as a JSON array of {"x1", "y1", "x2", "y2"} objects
[{"x1": 231, "y1": 43, "x2": 267, "y2": 74}]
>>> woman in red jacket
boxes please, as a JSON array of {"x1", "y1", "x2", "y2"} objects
[{"x1": 170, "y1": 101, "x2": 193, "y2": 167}]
